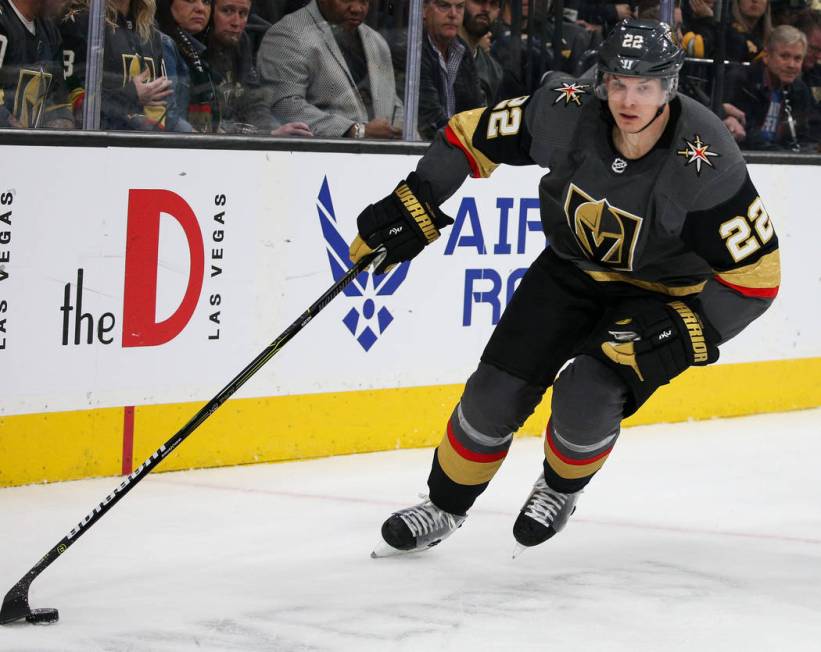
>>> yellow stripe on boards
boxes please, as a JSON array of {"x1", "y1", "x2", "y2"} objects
[
  {"x1": 0, "y1": 408, "x2": 123, "y2": 486},
  {"x1": 1, "y1": 358, "x2": 819, "y2": 487}
]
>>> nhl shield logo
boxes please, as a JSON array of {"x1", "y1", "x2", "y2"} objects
[
  {"x1": 611, "y1": 157, "x2": 628, "y2": 174},
  {"x1": 315, "y1": 177, "x2": 410, "y2": 351}
]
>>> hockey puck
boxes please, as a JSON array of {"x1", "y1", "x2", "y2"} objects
[{"x1": 25, "y1": 608, "x2": 59, "y2": 625}]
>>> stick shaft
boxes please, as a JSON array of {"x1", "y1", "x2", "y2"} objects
[{"x1": 0, "y1": 251, "x2": 378, "y2": 624}]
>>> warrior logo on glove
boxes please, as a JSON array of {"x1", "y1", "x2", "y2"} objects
[
  {"x1": 591, "y1": 299, "x2": 719, "y2": 399},
  {"x1": 349, "y1": 172, "x2": 454, "y2": 275}
]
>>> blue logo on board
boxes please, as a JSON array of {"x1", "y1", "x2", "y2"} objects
[{"x1": 315, "y1": 177, "x2": 410, "y2": 351}]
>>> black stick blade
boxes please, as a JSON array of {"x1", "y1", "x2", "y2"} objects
[{"x1": 0, "y1": 581, "x2": 31, "y2": 625}]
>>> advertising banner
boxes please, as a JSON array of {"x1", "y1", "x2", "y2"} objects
[{"x1": 0, "y1": 147, "x2": 818, "y2": 418}]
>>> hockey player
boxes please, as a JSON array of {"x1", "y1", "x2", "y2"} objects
[
  {"x1": 349, "y1": 19, "x2": 781, "y2": 556},
  {"x1": 0, "y1": 0, "x2": 73, "y2": 128}
]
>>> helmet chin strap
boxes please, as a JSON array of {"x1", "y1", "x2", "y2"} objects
[{"x1": 635, "y1": 103, "x2": 666, "y2": 133}]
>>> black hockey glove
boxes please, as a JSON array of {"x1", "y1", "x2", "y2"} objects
[
  {"x1": 349, "y1": 171, "x2": 453, "y2": 274},
  {"x1": 590, "y1": 298, "x2": 720, "y2": 396}
]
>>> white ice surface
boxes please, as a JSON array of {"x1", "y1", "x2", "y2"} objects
[{"x1": 1, "y1": 408, "x2": 820, "y2": 651}]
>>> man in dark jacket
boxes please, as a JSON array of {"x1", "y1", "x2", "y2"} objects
[
  {"x1": 0, "y1": 0, "x2": 73, "y2": 128},
  {"x1": 795, "y1": 8, "x2": 821, "y2": 146},
  {"x1": 206, "y1": 0, "x2": 310, "y2": 134},
  {"x1": 723, "y1": 24, "x2": 814, "y2": 150},
  {"x1": 459, "y1": 0, "x2": 503, "y2": 105},
  {"x1": 419, "y1": 0, "x2": 484, "y2": 140}
]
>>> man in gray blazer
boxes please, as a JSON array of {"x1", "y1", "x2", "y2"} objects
[{"x1": 257, "y1": 0, "x2": 403, "y2": 138}]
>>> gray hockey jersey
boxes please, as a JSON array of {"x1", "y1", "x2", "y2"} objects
[{"x1": 416, "y1": 73, "x2": 781, "y2": 343}]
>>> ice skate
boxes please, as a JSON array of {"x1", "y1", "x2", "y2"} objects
[
  {"x1": 371, "y1": 497, "x2": 466, "y2": 558},
  {"x1": 512, "y1": 473, "x2": 580, "y2": 557}
]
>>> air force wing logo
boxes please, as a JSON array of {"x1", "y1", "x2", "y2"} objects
[
  {"x1": 315, "y1": 177, "x2": 410, "y2": 351},
  {"x1": 552, "y1": 82, "x2": 588, "y2": 106},
  {"x1": 564, "y1": 183, "x2": 643, "y2": 272},
  {"x1": 676, "y1": 134, "x2": 720, "y2": 175}
]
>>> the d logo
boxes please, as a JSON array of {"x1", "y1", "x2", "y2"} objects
[{"x1": 122, "y1": 189, "x2": 204, "y2": 347}]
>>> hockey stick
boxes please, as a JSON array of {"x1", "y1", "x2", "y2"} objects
[{"x1": 0, "y1": 247, "x2": 386, "y2": 625}]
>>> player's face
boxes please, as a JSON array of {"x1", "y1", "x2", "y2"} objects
[
  {"x1": 425, "y1": 0, "x2": 466, "y2": 42},
  {"x1": 171, "y1": 0, "x2": 212, "y2": 34},
  {"x1": 212, "y1": 0, "x2": 251, "y2": 46},
  {"x1": 605, "y1": 75, "x2": 667, "y2": 134},
  {"x1": 318, "y1": 0, "x2": 370, "y2": 31},
  {"x1": 764, "y1": 41, "x2": 806, "y2": 84}
]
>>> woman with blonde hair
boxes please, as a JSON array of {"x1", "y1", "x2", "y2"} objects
[
  {"x1": 61, "y1": 0, "x2": 173, "y2": 129},
  {"x1": 729, "y1": 0, "x2": 773, "y2": 61}
]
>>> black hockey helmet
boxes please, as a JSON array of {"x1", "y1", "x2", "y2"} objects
[{"x1": 594, "y1": 18, "x2": 685, "y2": 101}]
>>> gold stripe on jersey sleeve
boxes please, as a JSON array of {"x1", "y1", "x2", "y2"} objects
[
  {"x1": 715, "y1": 249, "x2": 781, "y2": 290},
  {"x1": 447, "y1": 109, "x2": 500, "y2": 179},
  {"x1": 437, "y1": 436, "x2": 505, "y2": 486},
  {"x1": 584, "y1": 270, "x2": 707, "y2": 296}
]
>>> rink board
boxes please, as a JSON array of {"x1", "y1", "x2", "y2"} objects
[{"x1": 1, "y1": 146, "x2": 819, "y2": 487}]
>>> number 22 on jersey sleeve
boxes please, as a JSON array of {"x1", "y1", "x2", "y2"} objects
[{"x1": 487, "y1": 96, "x2": 529, "y2": 139}]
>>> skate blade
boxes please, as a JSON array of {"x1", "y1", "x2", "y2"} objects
[
  {"x1": 512, "y1": 543, "x2": 528, "y2": 559},
  {"x1": 370, "y1": 540, "x2": 409, "y2": 558}
]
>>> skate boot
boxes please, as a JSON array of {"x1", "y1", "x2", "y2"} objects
[
  {"x1": 371, "y1": 498, "x2": 466, "y2": 558},
  {"x1": 512, "y1": 473, "x2": 580, "y2": 557}
]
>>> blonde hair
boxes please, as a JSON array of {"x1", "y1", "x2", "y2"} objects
[
  {"x1": 732, "y1": 0, "x2": 773, "y2": 44},
  {"x1": 66, "y1": 0, "x2": 158, "y2": 43}
]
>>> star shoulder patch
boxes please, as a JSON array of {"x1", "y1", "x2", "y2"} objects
[
  {"x1": 676, "y1": 134, "x2": 720, "y2": 175},
  {"x1": 552, "y1": 82, "x2": 588, "y2": 107}
]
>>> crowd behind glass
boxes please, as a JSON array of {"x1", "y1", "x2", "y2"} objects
[{"x1": 1, "y1": 0, "x2": 819, "y2": 151}]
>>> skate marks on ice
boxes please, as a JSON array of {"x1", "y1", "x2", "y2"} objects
[
  {"x1": 5, "y1": 519, "x2": 817, "y2": 652},
  {"x1": 0, "y1": 409, "x2": 820, "y2": 651}
]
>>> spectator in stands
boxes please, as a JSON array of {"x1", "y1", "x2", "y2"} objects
[
  {"x1": 729, "y1": 0, "x2": 773, "y2": 61},
  {"x1": 257, "y1": 0, "x2": 403, "y2": 139},
  {"x1": 795, "y1": 8, "x2": 821, "y2": 142},
  {"x1": 459, "y1": 0, "x2": 503, "y2": 104},
  {"x1": 770, "y1": 0, "x2": 812, "y2": 27},
  {"x1": 681, "y1": 0, "x2": 718, "y2": 59},
  {"x1": 157, "y1": 0, "x2": 217, "y2": 132},
  {"x1": 722, "y1": 24, "x2": 814, "y2": 149},
  {"x1": 492, "y1": 0, "x2": 593, "y2": 98},
  {"x1": 682, "y1": 0, "x2": 772, "y2": 62},
  {"x1": 61, "y1": 0, "x2": 172, "y2": 130},
  {"x1": 205, "y1": 0, "x2": 312, "y2": 134},
  {"x1": 157, "y1": 30, "x2": 195, "y2": 131},
  {"x1": 0, "y1": 0, "x2": 74, "y2": 128},
  {"x1": 575, "y1": 0, "x2": 633, "y2": 36},
  {"x1": 419, "y1": 0, "x2": 484, "y2": 139}
]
